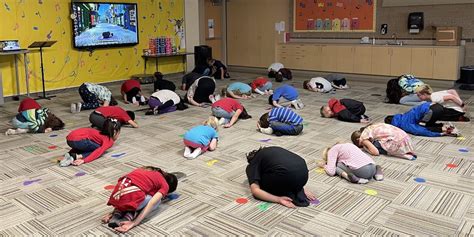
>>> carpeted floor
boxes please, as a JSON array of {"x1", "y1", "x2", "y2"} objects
[{"x1": 0, "y1": 72, "x2": 472, "y2": 236}]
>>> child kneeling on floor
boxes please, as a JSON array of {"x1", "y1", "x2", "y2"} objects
[
  {"x1": 321, "y1": 98, "x2": 370, "y2": 123},
  {"x1": 102, "y1": 166, "x2": 178, "y2": 233},
  {"x1": 6, "y1": 98, "x2": 65, "y2": 135},
  {"x1": 183, "y1": 117, "x2": 219, "y2": 159},
  {"x1": 222, "y1": 82, "x2": 253, "y2": 99},
  {"x1": 257, "y1": 107, "x2": 303, "y2": 136},
  {"x1": 318, "y1": 143, "x2": 383, "y2": 184},
  {"x1": 60, "y1": 119, "x2": 120, "y2": 167},
  {"x1": 269, "y1": 84, "x2": 304, "y2": 109},
  {"x1": 211, "y1": 97, "x2": 252, "y2": 128},
  {"x1": 121, "y1": 79, "x2": 147, "y2": 105},
  {"x1": 146, "y1": 90, "x2": 188, "y2": 115},
  {"x1": 90, "y1": 106, "x2": 138, "y2": 129},
  {"x1": 250, "y1": 77, "x2": 273, "y2": 95}
]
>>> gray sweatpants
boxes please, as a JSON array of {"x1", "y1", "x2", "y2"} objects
[{"x1": 337, "y1": 162, "x2": 376, "y2": 180}]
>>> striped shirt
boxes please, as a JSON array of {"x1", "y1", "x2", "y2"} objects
[
  {"x1": 269, "y1": 107, "x2": 303, "y2": 125},
  {"x1": 85, "y1": 83, "x2": 112, "y2": 102},
  {"x1": 324, "y1": 143, "x2": 374, "y2": 176}
]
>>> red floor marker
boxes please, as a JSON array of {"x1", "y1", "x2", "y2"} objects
[
  {"x1": 104, "y1": 185, "x2": 116, "y2": 191},
  {"x1": 48, "y1": 145, "x2": 57, "y2": 150},
  {"x1": 236, "y1": 198, "x2": 248, "y2": 204},
  {"x1": 446, "y1": 163, "x2": 458, "y2": 168}
]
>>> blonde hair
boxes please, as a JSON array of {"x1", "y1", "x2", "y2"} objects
[
  {"x1": 415, "y1": 84, "x2": 433, "y2": 95},
  {"x1": 204, "y1": 116, "x2": 219, "y2": 130},
  {"x1": 321, "y1": 147, "x2": 330, "y2": 162}
]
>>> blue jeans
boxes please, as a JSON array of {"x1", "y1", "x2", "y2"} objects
[
  {"x1": 258, "y1": 82, "x2": 272, "y2": 92},
  {"x1": 399, "y1": 94, "x2": 422, "y2": 106},
  {"x1": 137, "y1": 194, "x2": 161, "y2": 211},
  {"x1": 67, "y1": 139, "x2": 100, "y2": 159},
  {"x1": 270, "y1": 121, "x2": 303, "y2": 135},
  {"x1": 211, "y1": 107, "x2": 234, "y2": 123},
  {"x1": 11, "y1": 117, "x2": 29, "y2": 129}
]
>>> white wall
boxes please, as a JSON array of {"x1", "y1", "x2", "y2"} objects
[{"x1": 184, "y1": 0, "x2": 201, "y2": 72}]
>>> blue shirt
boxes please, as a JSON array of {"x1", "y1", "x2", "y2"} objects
[
  {"x1": 184, "y1": 125, "x2": 219, "y2": 145},
  {"x1": 391, "y1": 102, "x2": 441, "y2": 137},
  {"x1": 272, "y1": 84, "x2": 298, "y2": 101},
  {"x1": 227, "y1": 82, "x2": 252, "y2": 94},
  {"x1": 269, "y1": 107, "x2": 303, "y2": 125}
]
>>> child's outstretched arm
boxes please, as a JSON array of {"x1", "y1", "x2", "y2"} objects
[
  {"x1": 115, "y1": 192, "x2": 163, "y2": 233},
  {"x1": 224, "y1": 109, "x2": 242, "y2": 128},
  {"x1": 361, "y1": 140, "x2": 379, "y2": 156},
  {"x1": 254, "y1": 88, "x2": 265, "y2": 95},
  {"x1": 128, "y1": 120, "x2": 139, "y2": 128},
  {"x1": 250, "y1": 183, "x2": 296, "y2": 208}
]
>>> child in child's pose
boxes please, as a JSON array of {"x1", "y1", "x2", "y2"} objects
[
  {"x1": 250, "y1": 77, "x2": 273, "y2": 95},
  {"x1": 222, "y1": 82, "x2": 253, "y2": 99},
  {"x1": 209, "y1": 58, "x2": 230, "y2": 79},
  {"x1": 325, "y1": 74, "x2": 349, "y2": 89},
  {"x1": 246, "y1": 146, "x2": 316, "y2": 208},
  {"x1": 60, "y1": 119, "x2": 120, "y2": 167},
  {"x1": 320, "y1": 98, "x2": 370, "y2": 123},
  {"x1": 90, "y1": 106, "x2": 138, "y2": 129},
  {"x1": 183, "y1": 117, "x2": 219, "y2": 159},
  {"x1": 211, "y1": 97, "x2": 252, "y2": 128},
  {"x1": 146, "y1": 90, "x2": 187, "y2": 115},
  {"x1": 268, "y1": 63, "x2": 292, "y2": 82},
  {"x1": 121, "y1": 79, "x2": 147, "y2": 105},
  {"x1": 385, "y1": 102, "x2": 458, "y2": 137},
  {"x1": 416, "y1": 85, "x2": 469, "y2": 122},
  {"x1": 6, "y1": 98, "x2": 65, "y2": 135},
  {"x1": 185, "y1": 76, "x2": 216, "y2": 107},
  {"x1": 269, "y1": 84, "x2": 304, "y2": 109},
  {"x1": 351, "y1": 123, "x2": 416, "y2": 160},
  {"x1": 303, "y1": 75, "x2": 349, "y2": 93},
  {"x1": 318, "y1": 143, "x2": 384, "y2": 184},
  {"x1": 153, "y1": 72, "x2": 176, "y2": 92},
  {"x1": 257, "y1": 107, "x2": 303, "y2": 136},
  {"x1": 72, "y1": 82, "x2": 117, "y2": 113},
  {"x1": 102, "y1": 166, "x2": 178, "y2": 233}
]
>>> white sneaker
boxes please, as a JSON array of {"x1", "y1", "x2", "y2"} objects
[
  {"x1": 183, "y1": 147, "x2": 192, "y2": 158},
  {"x1": 76, "y1": 102, "x2": 82, "y2": 112},
  {"x1": 218, "y1": 118, "x2": 226, "y2": 125},
  {"x1": 188, "y1": 148, "x2": 202, "y2": 160},
  {"x1": 59, "y1": 153, "x2": 74, "y2": 167},
  {"x1": 70, "y1": 103, "x2": 77, "y2": 113}
]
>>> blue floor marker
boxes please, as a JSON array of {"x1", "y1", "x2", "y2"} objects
[
  {"x1": 111, "y1": 152, "x2": 126, "y2": 158},
  {"x1": 49, "y1": 134, "x2": 58, "y2": 137},
  {"x1": 459, "y1": 148, "x2": 469, "y2": 153},
  {"x1": 167, "y1": 193, "x2": 180, "y2": 200},
  {"x1": 414, "y1": 177, "x2": 426, "y2": 183}
]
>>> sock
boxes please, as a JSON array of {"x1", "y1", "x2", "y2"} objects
[
  {"x1": 132, "y1": 97, "x2": 137, "y2": 104},
  {"x1": 218, "y1": 118, "x2": 226, "y2": 125},
  {"x1": 76, "y1": 102, "x2": 82, "y2": 112},
  {"x1": 184, "y1": 147, "x2": 192, "y2": 158},
  {"x1": 70, "y1": 103, "x2": 77, "y2": 113},
  {"x1": 188, "y1": 148, "x2": 202, "y2": 159},
  {"x1": 374, "y1": 165, "x2": 384, "y2": 181},
  {"x1": 140, "y1": 96, "x2": 146, "y2": 103}
]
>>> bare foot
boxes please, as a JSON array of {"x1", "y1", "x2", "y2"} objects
[{"x1": 101, "y1": 213, "x2": 113, "y2": 224}]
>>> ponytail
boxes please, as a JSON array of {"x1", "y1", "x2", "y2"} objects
[{"x1": 102, "y1": 118, "x2": 121, "y2": 139}]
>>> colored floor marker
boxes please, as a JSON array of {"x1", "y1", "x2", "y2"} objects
[
  {"x1": 459, "y1": 148, "x2": 469, "y2": 152},
  {"x1": 75, "y1": 171, "x2": 86, "y2": 177},
  {"x1": 446, "y1": 163, "x2": 458, "y2": 168},
  {"x1": 414, "y1": 177, "x2": 426, "y2": 183},
  {"x1": 315, "y1": 168, "x2": 325, "y2": 174},
  {"x1": 259, "y1": 138, "x2": 272, "y2": 142},
  {"x1": 310, "y1": 199, "x2": 320, "y2": 205},
  {"x1": 206, "y1": 159, "x2": 218, "y2": 167},
  {"x1": 457, "y1": 136, "x2": 466, "y2": 140},
  {"x1": 303, "y1": 122, "x2": 309, "y2": 127},
  {"x1": 236, "y1": 198, "x2": 248, "y2": 204},
  {"x1": 111, "y1": 152, "x2": 126, "y2": 158},
  {"x1": 179, "y1": 134, "x2": 184, "y2": 138},
  {"x1": 167, "y1": 193, "x2": 180, "y2": 200},
  {"x1": 104, "y1": 185, "x2": 116, "y2": 191},
  {"x1": 364, "y1": 189, "x2": 378, "y2": 196},
  {"x1": 51, "y1": 157, "x2": 63, "y2": 163},
  {"x1": 257, "y1": 202, "x2": 270, "y2": 211},
  {"x1": 49, "y1": 134, "x2": 58, "y2": 137},
  {"x1": 48, "y1": 145, "x2": 57, "y2": 150},
  {"x1": 23, "y1": 179, "x2": 42, "y2": 186}
]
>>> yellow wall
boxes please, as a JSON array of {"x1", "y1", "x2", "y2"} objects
[{"x1": 0, "y1": 0, "x2": 184, "y2": 97}]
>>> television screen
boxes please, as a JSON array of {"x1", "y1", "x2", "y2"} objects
[{"x1": 72, "y1": 2, "x2": 138, "y2": 48}]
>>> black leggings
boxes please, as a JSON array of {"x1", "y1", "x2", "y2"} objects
[
  {"x1": 422, "y1": 104, "x2": 444, "y2": 133},
  {"x1": 125, "y1": 87, "x2": 141, "y2": 103}
]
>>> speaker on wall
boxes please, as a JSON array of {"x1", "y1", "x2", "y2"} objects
[{"x1": 194, "y1": 45, "x2": 212, "y2": 67}]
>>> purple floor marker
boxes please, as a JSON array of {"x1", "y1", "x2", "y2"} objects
[
  {"x1": 49, "y1": 134, "x2": 58, "y2": 137},
  {"x1": 459, "y1": 148, "x2": 469, "y2": 153},
  {"x1": 310, "y1": 199, "x2": 320, "y2": 205},
  {"x1": 167, "y1": 193, "x2": 180, "y2": 200},
  {"x1": 75, "y1": 171, "x2": 86, "y2": 177},
  {"x1": 414, "y1": 177, "x2": 426, "y2": 183},
  {"x1": 23, "y1": 179, "x2": 42, "y2": 186},
  {"x1": 111, "y1": 153, "x2": 126, "y2": 158},
  {"x1": 259, "y1": 139, "x2": 272, "y2": 142}
]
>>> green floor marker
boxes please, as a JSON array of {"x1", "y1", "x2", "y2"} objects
[
  {"x1": 303, "y1": 122, "x2": 309, "y2": 126},
  {"x1": 257, "y1": 202, "x2": 270, "y2": 211},
  {"x1": 179, "y1": 134, "x2": 184, "y2": 138}
]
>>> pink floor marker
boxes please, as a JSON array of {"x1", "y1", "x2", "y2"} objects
[
  {"x1": 446, "y1": 163, "x2": 458, "y2": 168},
  {"x1": 48, "y1": 145, "x2": 57, "y2": 150},
  {"x1": 236, "y1": 198, "x2": 248, "y2": 204}
]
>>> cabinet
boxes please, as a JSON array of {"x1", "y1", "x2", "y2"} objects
[
  {"x1": 353, "y1": 46, "x2": 372, "y2": 74},
  {"x1": 371, "y1": 47, "x2": 391, "y2": 76},
  {"x1": 411, "y1": 48, "x2": 434, "y2": 78},
  {"x1": 433, "y1": 48, "x2": 460, "y2": 80},
  {"x1": 321, "y1": 45, "x2": 337, "y2": 72},
  {"x1": 390, "y1": 48, "x2": 412, "y2": 76},
  {"x1": 336, "y1": 46, "x2": 355, "y2": 73}
]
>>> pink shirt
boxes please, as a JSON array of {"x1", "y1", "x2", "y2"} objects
[{"x1": 324, "y1": 143, "x2": 374, "y2": 176}]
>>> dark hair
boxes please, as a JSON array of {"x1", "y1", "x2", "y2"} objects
[
  {"x1": 239, "y1": 107, "x2": 252, "y2": 120},
  {"x1": 45, "y1": 112, "x2": 65, "y2": 131},
  {"x1": 303, "y1": 80, "x2": 310, "y2": 90},
  {"x1": 126, "y1": 111, "x2": 135, "y2": 121},
  {"x1": 320, "y1": 106, "x2": 325, "y2": 117},
  {"x1": 275, "y1": 73, "x2": 283, "y2": 82},
  {"x1": 141, "y1": 166, "x2": 178, "y2": 193},
  {"x1": 384, "y1": 116, "x2": 394, "y2": 124},
  {"x1": 102, "y1": 118, "x2": 121, "y2": 138},
  {"x1": 109, "y1": 96, "x2": 118, "y2": 106},
  {"x1": 386, "y1": 78, "x2": 403, "y2": 104},
  {"x1": 154, "y1": 71, "x2": 164, "y2": 80},
  {"x1": 268, "y1": 94, "x2": 274, "y2": 105},
  {"x1": 221, "y1": 87, "x2": 228, "y2": 97},
  {"x1": 246, "y1": 147, "x2": 263, "y2": 163},
  {"x1": 259, "y1": 113, "x2": 270, "y2": 128},
  {"x1": 176, "y1": 97, "x2": 189, "y2": 110}
]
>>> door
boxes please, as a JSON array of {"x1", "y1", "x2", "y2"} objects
[
  {"x1": 371, "y1": 46, "x2": 391, "y2": 76},
  {"x1": 336, "y1": 46, "x2": 354, "y2": 73},
  {"x1": 321, "y1": 45, "x2": 337, "y2": 72},
  {"x1": 390, "y1": 47, "x2": 412, "y2": 76},
  {"x1": 433, "y1": 48, "x2": 460, "y2": 80},
  {"x1": 411, "y1": 48, "x2": 434, "y2": 78},
  {"x1": 204, "y1": 0, "x2": 224, "y2": 60},
  {"x1": 353, "y1": 46, "x2": 372, "y2": 74}
]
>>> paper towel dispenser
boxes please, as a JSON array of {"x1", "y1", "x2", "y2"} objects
[{"x1": 408, "y1": 12, "x2": 424, "y2": 34}]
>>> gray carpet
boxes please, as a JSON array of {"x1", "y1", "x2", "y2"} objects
[{"x1": 0, "y1": 72, "x2": 472, "y2": 236}]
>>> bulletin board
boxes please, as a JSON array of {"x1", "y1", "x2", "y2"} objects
[{"x1": 293, "y1": 0, "x2": 377, "y2": 32}]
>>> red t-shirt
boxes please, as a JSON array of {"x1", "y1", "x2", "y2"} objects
[
  {"x1": 18, "y1": 98, "x2": 41, "y2": 112},
  {"x1": 212, "y1": 97, "x2": 244, "y2": 113},
  {"x1": 328, "y1": 98, "x2": 346, "y2": 114},
  {"x1": 250, "y1": 77, "x2": 269, "y2": 90},
  {"x1": 121, "y1": 79, "x2": 141, "y2": 94},
  {"x1": 107, "y1": 169, "x2": 170, "y2": 211},
  {"x1": 95, "y1": 106, "x2": 131, "y2": 123},
  {"x1": 66, "y1": 128, "x2": 115, "y2": 163}
]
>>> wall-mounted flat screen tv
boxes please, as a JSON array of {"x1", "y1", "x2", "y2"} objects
[{"x1": 72, "y1": 2, "x2": 138, "y2": 48}]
